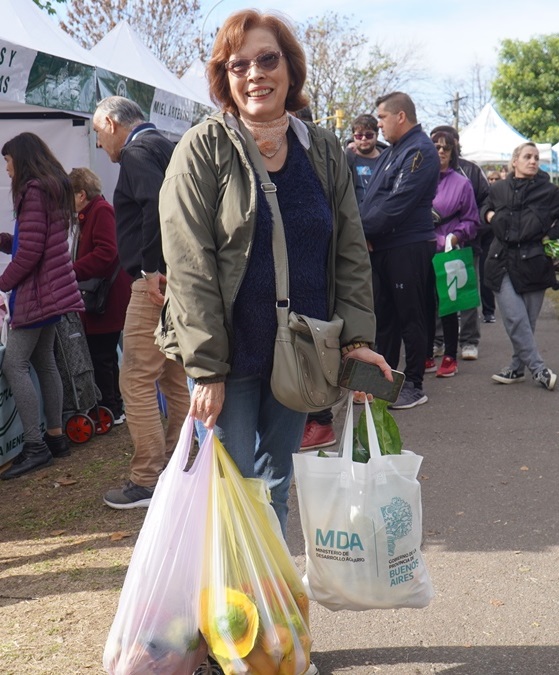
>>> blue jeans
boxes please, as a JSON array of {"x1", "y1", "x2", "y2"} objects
[{"x1": 189, "y1": 375, "x2": 307, "y2": 536}]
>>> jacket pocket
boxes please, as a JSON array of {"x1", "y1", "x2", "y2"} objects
[
  {"x1": 517, "y1": 245, "x2": 555, "y2": 289},
  {"x1": 155, "y1": 300, "x2": 182, "y2": 364}
]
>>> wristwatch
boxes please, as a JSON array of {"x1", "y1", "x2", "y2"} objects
[{"x1": 141, "y1": 270, "x2": 159, "y2": 280}]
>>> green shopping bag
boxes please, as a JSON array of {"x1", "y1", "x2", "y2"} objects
[{"x1": 432, "y1": 246, "x2": 480, "y2": 317}]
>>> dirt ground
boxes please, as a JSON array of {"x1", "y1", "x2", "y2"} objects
[{"x1": 0, "y1": 423, "x2": 147, "y2": 674}]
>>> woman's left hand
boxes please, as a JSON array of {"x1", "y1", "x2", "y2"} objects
[{"x1": 344, "y1": 347, "x2": 393, "y2": 382}]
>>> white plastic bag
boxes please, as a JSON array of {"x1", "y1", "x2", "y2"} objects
[
  {"x1": 103, "y1": 417, "x2": 209, "y2": 674},
  {"x1": 0, "y1": 290, "x2": 10, "y2": 349},
  {"x1": 293, "y1": 399, "x2": 434, "y2": 611}
]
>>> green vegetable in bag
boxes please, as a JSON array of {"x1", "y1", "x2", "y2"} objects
[
  {"x1": 352, "y1": 427, "x2": 370, "y2": 463},
  {"x1": 357, "y1": 399, "x2": 402, "y2": 458}
]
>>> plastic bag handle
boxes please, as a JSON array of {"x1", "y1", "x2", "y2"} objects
[
  {"x1": 341, "y1": 397, "x2": 382, "y2": 462},
  {"x1": 165, "y1": 414, "x2": 196, "y2": 473},
  {"x1": 445, "y1": 233, "x2": 460, "y2": 252}
]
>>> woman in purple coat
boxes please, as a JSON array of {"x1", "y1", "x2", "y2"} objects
[
  {"x1": 427, "y1": 130, "x2": 479, "y2": 378},
  {"x1": 69, "y1": 168, "x2": 131, "y2": 424},
  {"x1": 0, "y1": 133, "x2": 83, "y2": 480}
]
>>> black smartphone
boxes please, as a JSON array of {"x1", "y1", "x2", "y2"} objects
[{"x1": 338, "y1": 359, "x2": 406, "y2": 403}]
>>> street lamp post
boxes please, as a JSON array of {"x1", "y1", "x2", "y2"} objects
[{"x1": 200, "y1": 0, "x2": 226, "y2": 61}]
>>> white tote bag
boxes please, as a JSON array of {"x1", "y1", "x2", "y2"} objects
[{"x1": 293, "y1": 399, "x2": 434, "y2": 611}]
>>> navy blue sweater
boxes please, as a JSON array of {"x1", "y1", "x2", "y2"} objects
[
  {"x1": 359, "y1": 124, "x2": 439, "y2": 251},
  {"x1": 231, "y1": 130, "x2": 332, "y2": 378}
]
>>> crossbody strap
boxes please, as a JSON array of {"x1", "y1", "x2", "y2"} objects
[
  {"x1": 107, "y1": 263, "x2": 121, "y2": 287},
  {"x1": 238, "y1": 119, "x2": 290, "y2": 328}
]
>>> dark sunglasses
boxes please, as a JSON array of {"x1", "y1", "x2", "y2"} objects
[
  {"x1": 224, "y1": 51, "x2": 283, "y2": 78},
  {"x1": 434, "y1": 144, "x2": 451, "y2": 152},
  {"x1": 354, "y1": 132, "x2": 376, "y2": 140}
]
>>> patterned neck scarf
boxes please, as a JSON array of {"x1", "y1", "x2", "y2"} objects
[{"x1": 240, "y1": 112, "x2": 289, "y2": 158}]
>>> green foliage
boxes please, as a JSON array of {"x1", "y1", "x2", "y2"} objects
[
  {"x1": 492, "y1": 34, "x2": 559, "y2": 142},
  {"x1": 355, "y1": 399, "x2": 403, "y2": 461},
  {"x1": 33, "y1": 0, "x2": 66, "y2": 15}
]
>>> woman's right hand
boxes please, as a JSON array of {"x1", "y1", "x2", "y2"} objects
[{"x1": 189, "y1": 382, "x2": 225, "y2": 428}]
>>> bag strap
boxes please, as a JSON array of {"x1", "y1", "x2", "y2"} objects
[
  {"x1": 237, "y1": 119, "x2": 290, "y2": 329},
  {"x1": 340, "y1": 397, "x2": 382, "y2": 461},
  {"x1": 108, "y1": 263, "x2": 121, "y2": 286}
]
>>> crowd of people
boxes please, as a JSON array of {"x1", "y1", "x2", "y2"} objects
[
  {"x1": 1, "y1": 7, "x2": 559, "y2": 675},
  {"x1": 1, "y1": 8, "x2": 557, "y2": 503}
]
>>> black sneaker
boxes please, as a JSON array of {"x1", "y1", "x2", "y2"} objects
[
  {"x1": 483, "y1": 314, "x2": 496, "y2": 323},
  {"x1": 491, "y1": 367, "x2": 525, "y2": 384},
  {"x1": 103, "y1": 480, "x2": 155, "y2": 509},
  {"x1": 389, "y1": 382, "x2": 428, "y2": 410},
  {"x1": 1, "y1": 442, "x2": 53, "y2": 480},
  {"x1": 43, "y1": 432, "x2": 71, "y2": 457},
  {"x1": 534, "y1": 367, "x2": 557, "y2": 391}
]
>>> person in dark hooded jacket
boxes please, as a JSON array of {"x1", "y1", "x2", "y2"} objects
[{"x1": 481, "y1": 142, "x2": 559, "y2": 389}]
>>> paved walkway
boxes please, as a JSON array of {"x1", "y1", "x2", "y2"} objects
[{"x1": 287, "y1": 297, "x2": 559, "y2": 674}]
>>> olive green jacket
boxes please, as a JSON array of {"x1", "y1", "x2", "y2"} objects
[{"x1": 157, "y1": 112, "x2": 376, "y2": 380}]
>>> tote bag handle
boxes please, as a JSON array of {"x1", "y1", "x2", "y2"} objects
[{"x1": 340, "y1": 397, "x2": 382, "y2": 462}]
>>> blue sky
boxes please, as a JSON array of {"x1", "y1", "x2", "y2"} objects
[{"x1": 200, "y1": 0, "x2": 559, "y2": 80}]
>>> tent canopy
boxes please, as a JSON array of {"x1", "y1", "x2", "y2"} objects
[
  {"x1": 460, "y1": 103, "x2": 557, "y2": 173},
  {"x1": 90, "y1": 21, "x2": 209, "y2": 106},
  {"x1": 90, "y1": 21, "x2": 209, "y2": 135},
  {"x1": 460, "y1": 104, "x2": 528, "y2": 165},
  {"x1": 181, "y1": 58, "x2": 214, "y2": 110},
  {"x1": 0, "y1": 0, "x2": 95, "y2": 114},
  {"x1": 2, "y1": 0, "x2": 93, "y2": 65}
]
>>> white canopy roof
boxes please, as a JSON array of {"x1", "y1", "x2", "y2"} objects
[
  {"x1": 1, "y1": 0, "x2": 93, "y2": 65},
  {"x1": 90, "y1": 21, "x2": 209, "y2": 105},
  {"x1": 181, "y1": 58, "x2": 214, "y2": 109},
  {"x1": 460, "y1": 103, "x2": 555, "y2": 172},
  {"x1": 460, "y1": 103, "x2": 528, "y2": 165}
]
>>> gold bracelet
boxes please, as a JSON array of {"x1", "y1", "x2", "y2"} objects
[{"x1": 341, "y1": 341, "x2": 370, "y2": 356}]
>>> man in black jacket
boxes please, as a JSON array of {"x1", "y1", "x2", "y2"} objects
[
  {"x1": 360, "y1": 92, "x2": 439, "y2": 409},
  {"x1": 93, "y1": 96, "x2": 189, "y2": 509}
]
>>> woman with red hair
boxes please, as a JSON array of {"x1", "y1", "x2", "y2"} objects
[{"x1": 159, "y1": 15, "x2": 389, "y2": 671}]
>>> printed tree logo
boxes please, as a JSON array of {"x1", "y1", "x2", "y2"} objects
[{"x1": 380, "y1": 497, "x2": 413, "y2": 556}]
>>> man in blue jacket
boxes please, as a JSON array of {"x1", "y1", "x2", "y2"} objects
[{"x1": 360, "y1": 92, "x2": 439, "y2": 409}]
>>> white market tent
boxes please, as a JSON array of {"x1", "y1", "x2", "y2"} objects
[
  {"x1": 90, "y1": 21, "x2": 209, "y2": 137},
  {"x1": 460, "y1": 103, "x2": 527, "y2": 166},
  {"x1": 89, "y1": 20, "x2": 212, "y2": 200},
  {"x1": 0, "y1": 0, "x2": 98, "y2": 269},
  {"x1": 0, "y1": 2, "x2": 208, "y2": 268},
  {"x1": 460, "y1": 103, "x2": 556, "y2": 174},
  {"x1": 181, "y1": 58, "x2": 214, "y2": 110}
]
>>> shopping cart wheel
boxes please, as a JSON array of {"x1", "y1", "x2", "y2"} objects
[
  {"x1": 65, "y1": 414, "x2": 96, "y2": 444},
  {"x1": 89, "y1": 406, "x2": 114, "y2": 435}
]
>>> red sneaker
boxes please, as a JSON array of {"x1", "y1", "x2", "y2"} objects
[
  {"x1": 424, "y1": 357, "x2": 437, "y2": 373},
  {"x1": 436, "y1": 356, "x2": 458, "y2": 378},
  {"x1": 300, "y1": 421, "x2": 336, "y2": 451}
]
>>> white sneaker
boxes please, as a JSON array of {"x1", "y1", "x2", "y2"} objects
[
  {"x1": 461, "y1": 344, "x2": 478, "y2": 360},
  {"x1": 433, "y1": 343, "x2": 445, "y2": 357},
  {"x1": 304, "y1": 662, "x2": 319, "y2": 675}
]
